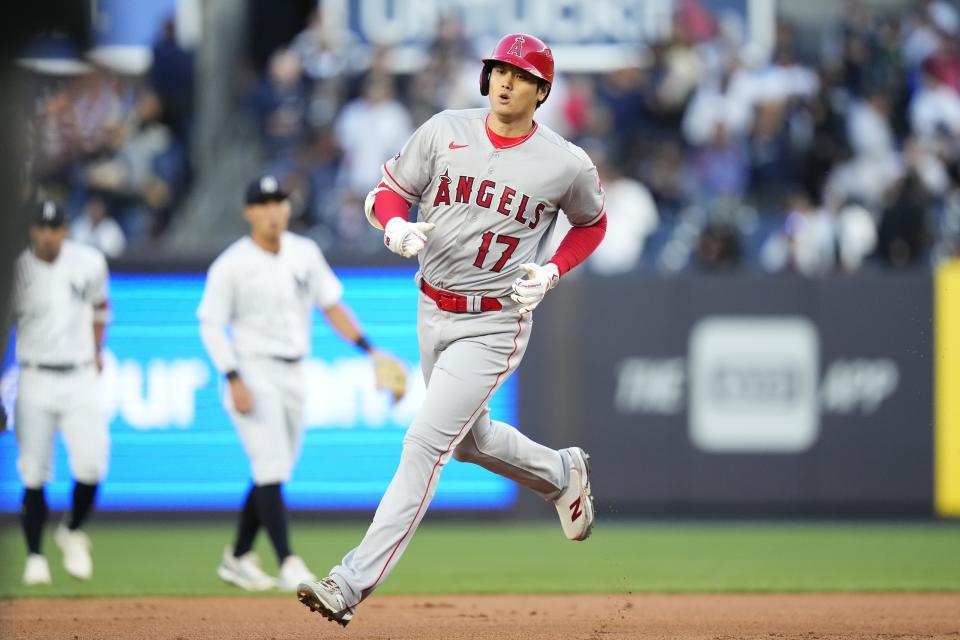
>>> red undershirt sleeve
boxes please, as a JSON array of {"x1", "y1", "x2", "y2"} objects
[
  {"x1": 373, "y1": 182, "x2": 412, "y2": 229},
  {"x1": 547, "y1": 214, "x2": 607, "y2": 277}
]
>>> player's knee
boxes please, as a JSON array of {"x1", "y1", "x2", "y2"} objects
[
  {"x1": 17, "y1": 458, "x2": 49, "y2": 488},
  {"x1": 452, "y1": 438, "x2": 480, "y2": 463},
  {"x1": 70, "y1": 457, "x2": 108, "y2": 485},
  {"x1": 402, "y1": 429, "x2": 446, "y2": 457}
]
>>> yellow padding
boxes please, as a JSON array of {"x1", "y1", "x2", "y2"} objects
[{"x1": 936, "y1": 259, "x2": 960, "y2": 516}]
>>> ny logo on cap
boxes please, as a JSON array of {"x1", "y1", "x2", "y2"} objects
[
  {"x1": 260, "y1": 176, "x2": 279, "y2": 193},
  {"x1": 506, "y1": 35, "x2": 525, "y2": 57},
  {"x1": 42, "y1": 201, "x2": 57, "y2": 221}
]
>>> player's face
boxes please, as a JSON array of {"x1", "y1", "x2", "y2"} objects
[
  {"x1": 29, "y1": 224, "x2": 67, "y2": 261},
  {"x1": 245, "y1": 199, "x2": 291, "y2": 242},
  {"x1": 487, "y1": 63, "x2": 548, "y2": 120}
]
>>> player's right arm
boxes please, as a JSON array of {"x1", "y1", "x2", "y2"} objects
[
  {"x1": 197, "y1": 255, "x2": 252, "y2": 414},
  {"x1": 0, "y1": 313, "x2": 10, "y2": 433},
  {"x1": 365, "y1": 114, "x2": 442, "y2": 257},
  {"x1": 1, "y1": 258, "x2": 24, "y2": 433},
  {"x1": 90, "y1": 251, "x2": 111, "y2": 372}
]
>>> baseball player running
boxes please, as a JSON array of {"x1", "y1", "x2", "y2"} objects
[
  {"x1": 297, "y1": 33, "x2": 607, "y2": 626},
  {"x1": 4, "y1": 200, "x2": 111, "y2": 586},
  {"x1": 198, "y1": 175, "x2": 407, "y2": 591}
]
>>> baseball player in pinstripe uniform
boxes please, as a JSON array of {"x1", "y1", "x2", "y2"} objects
[
  {"x1": 198, "y1": 175, "x2": 407, "y2": 591},
  {"x1": 4, "y1": 200, "x2": 111, "y2": 586},
  {"x1": 298, "y1": 33, "x2": 608, "y2": 626}
]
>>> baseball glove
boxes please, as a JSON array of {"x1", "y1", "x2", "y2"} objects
[{"x1": 371, "y1": 351, "x2": 408, "y2": 403}]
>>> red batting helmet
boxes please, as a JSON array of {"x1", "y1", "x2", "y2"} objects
[{"x1": 480, "y1": 33, "x2": 554, "y2": 103}]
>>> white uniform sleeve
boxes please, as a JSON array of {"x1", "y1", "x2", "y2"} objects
[
  {"x1": 310, "y1": 243, "x2": 344, "y2": 310},
  {"x1": 560, "y1": 159, "x2": 606, "y2": 227},
  {"x1": 197, "y1": 257, "x2": 239, "y2": 373},
  {"x1": 380, "y1": 114, "x2": 440, "y2": 201},
  {"x1": 91, "y1": 252, "x2": 111, "y2": 323}
]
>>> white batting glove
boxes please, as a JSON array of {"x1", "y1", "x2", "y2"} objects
[
  {"x1": 384, "y1": 217, "x2": 435, "y2": 258},
  {"x1": 510, "y1": 262, "x2": 560, "y2": 314}
]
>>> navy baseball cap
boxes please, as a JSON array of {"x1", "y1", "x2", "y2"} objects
[
  {"x1": 245, "y1": 175, "x2": 289, "y2": 205},
  {"x1": 33, "y1": 200, "x2": 66, "y2": 227}
]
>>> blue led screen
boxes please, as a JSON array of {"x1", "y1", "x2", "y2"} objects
[{"x1": 0, "y1": 269, "x2": 517, "y2": 511}]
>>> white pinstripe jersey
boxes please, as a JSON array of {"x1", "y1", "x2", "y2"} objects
[
  {"x1": 196, "y1": 233, "x2": 343, "y2": 373},
  {"x1": 11, "y1": 241, "x2": 109, "y2": 364},
  {"x1": 381, "y1": 108, "x2": 605, "y2": 298}
]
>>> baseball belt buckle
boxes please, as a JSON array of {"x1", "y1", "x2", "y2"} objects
[{"x1": 436, "y1": 292, "x2": 464, "y2": 313}]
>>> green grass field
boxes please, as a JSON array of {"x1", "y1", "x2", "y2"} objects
[{"x1": 2, "y1": 520, "x2": 959, "y2": 598}]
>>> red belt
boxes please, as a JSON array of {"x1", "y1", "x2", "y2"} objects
[{"x1": 420, "y1": 280, "x2": 503, "y2": 313}]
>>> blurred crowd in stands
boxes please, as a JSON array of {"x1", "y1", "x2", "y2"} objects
[
  {"x1": 26, "y1": 0, "x2": 960, "y2": 274},
  {"x1": 26, "y1": 18, "x2": 193, "y2": 258}
]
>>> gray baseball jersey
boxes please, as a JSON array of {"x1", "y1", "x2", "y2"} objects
[
  {"x1": 381, "y1": 108, "x2": 605, "y2": 297},
  {"x1": 328, "y1": 108, "x2": 604, "y2": 608}
]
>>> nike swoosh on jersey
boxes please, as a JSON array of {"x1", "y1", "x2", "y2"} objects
[{"x1": 448, "y1": 141, "x2": 469, "y2": 149}]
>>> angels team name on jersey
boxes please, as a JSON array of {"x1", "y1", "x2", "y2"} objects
[{"x1": 432, "y1": 169, "x2": 544, "y2": 230}]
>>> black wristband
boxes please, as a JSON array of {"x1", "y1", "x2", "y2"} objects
[
  {"x1": 225, "y1": 370, "x2": 240, "y2": 381},
  {"x1": 355, "y1": 336, "x2": 373, "y2": 353}
]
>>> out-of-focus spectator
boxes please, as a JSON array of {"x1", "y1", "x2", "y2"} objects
[
  {"x1": 902, "y1": 1, "x2": 946, "y2": 68},
  {"x1": 832, "y1": 199, "x2": 878, "y2": 272},
  {"x1": 878, "y1": 167, "x2": 932, "y2": 267},
  {"x1": 32, "y1": 82, "x2": 82, "y2": 184},
  {"x1": 688, "y1": 122, "x2": 750, "y2": 206},
  {"x1": 674, "y1": 0, "x2": 719, "y2": 44},
  {"x1": 595, "y1": 65, "x2": 648, "y2": 157},
  {"x1": 268, "y1": 126, "x2": 343, "y2": 237},
  {"x1": 750, "y1": 39, "x2": 819, "y2": 106},
  {"x1": 761, "y1": 191, "x2": 836, "y2": 276},
  {"x1": 647, "y1": 36, "x2": 703, "y2": 120},
  {"x1": 682, "y1": 57, "x2": 754, "y2": 146},
  {"x1": 848, "y1": 90, "x2": 897, "y2": 160},
  {"x1": 555, "y1": 75, "x2": 595, "y2": 142},
  {"x1": 429, "y1": 15, "x2": 485, "y2": 111},
  {"x1": 905, "y1": 136, "x2": 952, "y2": 197},
  {"x1": 69, "y1": 72, "x2": 129, "y2": 158},
  {"x1": 840, "y1": 0, "x2": 875, "y2": 96},
  {"x1": 641, "y1": 139, "x2": 688, "y2": 212},
  {"x1": 695, "y1": 222, "x2": 742, "y2": 271},
  {"x1": 334, "y1": 75, "x2": 411, "y2": 199},
  {"x1": 910, "y1": 57, "x2": 960, "y2": 141},
  {"x1": 70, "y1": 196, "x2": 126, "y2": 258},
  {"x1": 291, "y1": 7, "x2": 367, "y2": 128},
  {"x1": 31, "y1": 72, "x2": 128, "y2": 184},
  {"x1": 149, "y1": 16, "x2": 195, "y2": 145},
  {"x1": 253, "y1": 47, "x2": 311, "y2": 158},
  {"x1": 822, "y1": 140, "x2": 903, "y2": 213},
  {"x1": 80, "y1": 87, "x2": 184, "y2": 242},
  {"x1": 797, "y1": 67, "x2": 849, "y2": 200},
  {"x1": 292, "y1": 8, "x2": 366, "y2": 83}
]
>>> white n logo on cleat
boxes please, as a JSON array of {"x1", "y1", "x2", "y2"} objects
[{"x1": 569, "y1": 496, "x2": 583, "y2": 522}]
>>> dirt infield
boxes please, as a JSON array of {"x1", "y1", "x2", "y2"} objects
[{"x1": 3, "y1": 593, "x2": 959, "y2": 639}]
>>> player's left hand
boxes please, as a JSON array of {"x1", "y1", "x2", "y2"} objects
[
  {"x1": 510, "y1": 262, "x2": 560, "y2": 314},
  {"x1": 371, "y1": 351, "x2": 408, "y2": 404}
]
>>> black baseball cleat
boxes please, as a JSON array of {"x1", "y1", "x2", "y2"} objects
[{"x1": 298, "y1": 577, "x2": 355, "y2": 627}]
